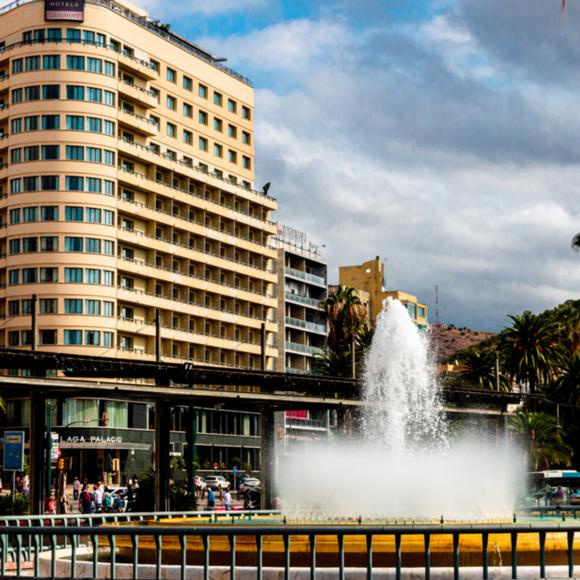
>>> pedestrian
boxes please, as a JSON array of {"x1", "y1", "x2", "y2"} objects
[
  {"x1": 132, "y1": 475, "x2": 140, "y2": 490},
  {"x1": 207, "y1": 487, "x2": 215, "y2": 511},
  {"x1": 46, "y1": 494, "x2": 56, "y2": 515},
  {"x1": 94, "y1": 485, "x2": 103, "y2": 512},
  {"x1": 223, "y1": 488, "x2": 232, "y2": 511},
  {"x1": 22, "y1": 474, "x2": 29, "y2": 497},
  {"x1": 73, "y1": 477, "x2": 80, "y2": 501},
  {"x1": 80, "y1": 486, "x2": 91, "y2": 514}
]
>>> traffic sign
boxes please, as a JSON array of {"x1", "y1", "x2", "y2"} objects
[
  {"x1": 3, "y1": 431, "x2": 24, "y2": 471},
  {"x1": 233, "y1": 465, "x2": 239, "y2": 475},
  {"x1": 50, "y1": 432, "x2": 59, "y2": 462}
]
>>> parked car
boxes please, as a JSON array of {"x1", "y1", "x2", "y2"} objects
[
  {"x1": 239, "y1": 478, "x2": 261, "y2": 494},
  {"x1": 204, "y1": 475, "x2": 229, "y2": 490}
]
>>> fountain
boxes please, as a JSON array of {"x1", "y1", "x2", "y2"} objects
[{"x1": 87, "y1": 299, "x2": 580, "y2": 577}]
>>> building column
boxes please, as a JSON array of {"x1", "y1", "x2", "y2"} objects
[
  {"x1": 260, "y1": 408, "x2": 276, "y2": 510},
  {"x1": 184, "y1": 406, "x2": 197, "y2": 494},
  {"x1": 154, "y1": 400, "x2": 171, "y2": 512},
  {"x1": 29, "y1": 392, "x2": 46, "y2": 515},
  {"x1": 336, "y1": 406, "x2": 348, "y2": 436}
]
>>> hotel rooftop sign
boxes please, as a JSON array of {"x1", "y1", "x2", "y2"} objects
[{"x1": 45, "y1": 0, "x2": 84, "y2": 21}]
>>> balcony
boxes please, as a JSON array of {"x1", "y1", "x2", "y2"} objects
[
  {"x1": 117, "y1": 79, "x2": 158, "y2": 108},
  {"x1": 118, "y1": 108, "x2": 158, "y2": 136},
  {"x1": 285, "y1": 316, "x2": 327, "y2": 335},
  {"x1": 285, "y1": 341, "x2": 324, "y2": 356},
  {"x1": 285, "y1": 267, "x2": 326, "y2": 287},
  {"x1": 285, "y1": 291, "x2": 322, "y2": 310},
  {"x1": 118, "y1": 52, "x2": 158, "y2": 80}
]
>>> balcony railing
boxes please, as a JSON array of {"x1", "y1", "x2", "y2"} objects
[
  {"x1": 286, "y1": 266, "x2": 326, "y2": 286},
  {"x1": 285, "y1": 292, "x2": 322, "y2": 309},
  {"x1": 285, "y1": 316, "x2": 326, "y2": 334},
  {"x1": 285, "y1": 341, "x2": 324, "y2": 356}
]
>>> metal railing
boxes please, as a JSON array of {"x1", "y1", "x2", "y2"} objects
[
  {"x1": 285, "y1": 316, "x2": 327, "y2": 334},
  {"x1": 285, "y1": 341, "x2": 324, "y2": 356},
  {"x1": 1, "y1": 520, "x2": 580, "y2": 579},
  {"x1": 285, "y1": 292, "x2": 322, "y2": 309},
  {"x1": 285, "y1": 267, "x2": 326, "y2": 286}
]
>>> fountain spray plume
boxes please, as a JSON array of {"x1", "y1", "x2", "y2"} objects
[{"x1": 277, "y1": 298, "x2": 524, "y2": 520}]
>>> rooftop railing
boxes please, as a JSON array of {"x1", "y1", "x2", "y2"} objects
[{"x1": 285, "y1": 267, "x2": 326, "y2": 286}]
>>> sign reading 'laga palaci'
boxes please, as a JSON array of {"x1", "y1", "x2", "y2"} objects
[{"x1": 45, "y1": 0, "x2": 84, "y2": 22}]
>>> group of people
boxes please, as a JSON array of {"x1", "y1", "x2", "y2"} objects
[{"x1": 206, "y1": 486, "x2": 232, "y2": 511}]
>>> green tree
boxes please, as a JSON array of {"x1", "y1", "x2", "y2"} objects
[
  {"x1": 454, "y1": 348, "x2": 511, "y2": 391},
  {"x1": 500, "y1": 311, "x2": 562, "y2": 393},
  {"x1": 552, "y1": 353, "x2": 580, "y2": 405},
  {"x1": 509, "y1": 408, "x2": 572, "y2": 470}
]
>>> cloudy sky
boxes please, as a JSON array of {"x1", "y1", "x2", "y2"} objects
[{"x1": 46, "y1": 0, "x2": 580, "y2": 329}]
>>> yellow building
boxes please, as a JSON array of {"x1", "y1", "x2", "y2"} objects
[
  {"x1": 0, "y1": 0, "x2": 278, "y2": 370},
  {"x1": 339, "y1": 257, "x2": 428, "y2": 328}
]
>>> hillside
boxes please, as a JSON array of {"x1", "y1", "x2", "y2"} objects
[{"x1": 429, "y1": 324, "x2": 496, "y2": 364}]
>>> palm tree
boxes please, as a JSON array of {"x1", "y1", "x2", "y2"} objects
[
  {"x1": 454, "y1": 348, "x2": 511, "y2": 391},
  {"x1": 552, "y1": 353, "x2": 580, "y2": 405},
  {"x1": 500, "y1": 311, "x2": 562, "y2": 393},
  {"x1": 572, "y1": 233, "x2": 580, "y2": 252},
  {"x1": 510, "y1": 408, "x2": 572, "y2": 470},
  {"x1": 312, "y1": 349, "x2": 352, "y2": 377},
  {"x1": 549, "y1": 301, "x2": 580, "y2": 355}
]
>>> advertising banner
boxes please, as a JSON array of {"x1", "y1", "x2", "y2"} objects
[{"x1": 45, "y1": 0, "x2": 84, "y2": 22}]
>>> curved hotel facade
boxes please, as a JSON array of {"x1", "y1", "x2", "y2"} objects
[{"x1": 0, "y1": 0, "x2": 278, "y2": 483}]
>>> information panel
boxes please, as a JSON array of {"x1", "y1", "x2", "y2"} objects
[
  {"x1": 45, "y1": 0, "x2": 85, "y2": 22},
  {"x1": 3, "y1": 431, "x2": 24, "y2": 471}
]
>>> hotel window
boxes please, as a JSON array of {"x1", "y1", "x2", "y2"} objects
[
  {"x1": 8, "y1": 301, "x2": 19, "y2": 316},
  {"x1": 24, "y1": 116, "x2": 39, "y2": 131},
  {"x1": 167, "y1": 95, "x2": 176, "y2": 110},
  {"x1": 214, "y1": 118, "x2": 223, "y2": 132},
  {"x1": 87, "y1": 117, "x2": 102, "y2": 133},
  {"x1": 87, "y1": 56, "x2": 103, "y2": 73},
  {"x1": 8, "y1": 270, "x2": 19, "y2": 285},
  {"x1": 64, "y1": 330, "x2": 82, "y2": 345},
  {"x1": 25, "y1": 86, "x2": 40, "y2": 101},
  {"x1": 167, "y1": 67, "x2": 176, "y2": 83},
  {"x1": 227, "y1": 99, "x2": 236, "y2": 113},
  {"x1": 10, "y1": 148, "x2": 21, "y2": 164},
  {"x1": 65, "y1": 237, "x2": 83, "y2": 252},
  {"x1": 66, "y1": 145, "x2": 84, "y2": 161},
  {"x1": 12, "y1": 89, "x2": 22, "y2": 104},
  {"x1": 149, "y1": 59, "x2": 159, "y2": 73},
  {"x1": 85, "y1": 238, "x2": 100, "y2": 253},
  {"x1": 104, "y1": 180, "x2": 114, "y2": 196},
  {"x1": 41, "y1": 206, "x2": 58, "y2": 221},
  {"x1": 39, "y1": 330, "x2": 57, "y2": 345},
  {"x1": 21, "y1": 330, "x2": 33, "y2": 346},
  {"x1": 8, "y1": 332, "x2": 19, "y2": 346},
  {"x1": 83, "y1": 30, "x2": 95, "y2": 45},
  {"x1": 43, "y1": 55, "x2": 60, "y2": 70},
  {"x1": 198, "y1": 137, "x2": 208, "y2": 151},
  {"x1": 66, "y1": 115, "x2": 85, "y2": 131},
  {"x1": 24, "y1": 146, "x2": 39, "y2": 161},
  {"x1": 242, "y1": 156, "x2": 251, "y2": 170},
  {"x1": 86, "y1": 208, "x2": 101, "y2": 223},
  {"x1": 96, "y1": 33, "x2": 106, "y2": 46},
  {"x1": 34, "y1": 29, "x2": 45, "y2": 43},
  {"x1": 103, "y1": 210, "x2": 114, "y2": 225},
  {"x1": 22, "y1": 237, "x2": 37, "y2": 252},
  {"x1": 66, "y1": 29, "x2": 81, "y2": 43},
  {"x1": 242, "y1": 131, "x2": 251, "y2": 145},
  {"x1": 22, "y1": 268, "x2": 37, "y2": 284},
  {"x1": 103, "y1": 240, "x2": 114, "y2": 255},
  {"x1": 65, "y1": 206, "x2": 83, "y2": 221},
  {"x1": 104, "y1": 120, "x2": 115, "y2": 136},
  {"x1": 40, "y1": 267, "x2": 58, "y2": 283},
  {"x1": 199, "y1": 84, "x2": 208, "y2": 99},
  {"x1": 64, "y1": 268, "x2": 82, "y2": 283},
  {"x1": 66, "y1": 55, "x2": 85, "y2": 70},
  {"x1": 213, "y1": 91, "x2": 222, "y2": 106},
  {"x1": 242, "y1": 105, "x2": 251, "y2": 120},
  {"x1": 183, "y1": 103, "x2": 192, "y2": 118},
  {"x1": 42, "y1": 145, "x2": 59, "y2": 160},
  {"x1": 9, "y1": 239, "x2": 20, "y2": 254},
  {"x1": 103, "y1": 302, "x2": 113, "y2": 317},
  {"x1": 65, "y1": 176, "x2": 84, "y2": 191},
  {"x1": 228, "y1": 150, "x2": 237, "y2": 164},
  {"x1": 228, "y1": 125, "x2": 237, "y2": 139},
  {"x1": 183, "y1": 76, "x2": 192, "y2": 91},
  {"x1": 103, "y1": 271, "x2": 113, "y2": 286},
  {"x1": 47, "y1": 28, "x2": 62, "y2": 43},
  {"x1": 42, "y1": 85, "x2": 60, "y2": 99},
  {"x1": 85, "y1": 269, "x2": 101, "y2": 285},
  {"x1": 11, "y1": 118, "x2": 22, "y2": 134},
  {"x1": 167, "y1": 122, "x2": 176, "y2": 138},
  {"x1": 87, "y1": 87, "x2": 102, "y2": 103},
  {"x1": 104, "y1": 61, "x2": 115, "y2": 77},
  {"x1": 25, "y1": 56, "x2": 40, "y2": 71},
  {"x1": 103, "y1": 332, "x2": 113, "y2": 347},
  {"x1": 66, "y1": 85, "x2": 84, "y2": 100},
  {"x1": 104, "y1": 91, "x2": 115, "y2": 106},
  {"x1": 12, "y1": 59, "x2": 23, "y2": 74},
  {"x1": 40, "y1": 236, "x2": 58, "y2": 252},
  {"x1": 10, "y1": 179, "x2": 21, "y2": 194},
  {"x1": 86, "y1": 147, "x2": 101, "y2": 163},
  {"x1": 213, "y1": 144, "x2": 223, "y2": 158},
  {"x1": 9, "y1": 209, "x2": 20, "y2": 224},
  {"x1": 183, "y1": 130, "x2": 192, "y2": 145},
  {"x1": 198, "y1": 110, "x2": 208, "y2": 125},
  {"x1": 85, "y1": 330, "x2": 100, "y2": 346},
  {"x1": 40, "y1": 299, "x2": 58, "y2": 314},
  {"x1": 42, "y1": 114, "x2": 60, "y2": 130},
  {"x1": 85, "y1": 300, "x2": 99, "y2": 315},
  {"x1": 41, "y1": 176, "x2": 59, "y2": 190},
  {"x1": 23, "y1": 207, "x2": 38, "y2": 222},
  {"x1": 23, "y1": 176, "x2": 39, "y2": 191}
]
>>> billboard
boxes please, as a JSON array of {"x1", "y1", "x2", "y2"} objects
[{"x1": 45, "y1": 0, "x2": 84, "y2": 22}]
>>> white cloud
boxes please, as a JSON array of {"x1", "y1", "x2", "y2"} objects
[{"x1": 141, "y1": 0, "x2": 266, "y2": 18}]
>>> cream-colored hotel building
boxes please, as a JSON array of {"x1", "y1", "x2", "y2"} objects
[{"x1": 0, "y1": 0, "x2": 278, "y2": 370}]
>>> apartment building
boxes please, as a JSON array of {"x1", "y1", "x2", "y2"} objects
[
  {"x1": 339, "y1": 256, "x2": 428, "y2": 328},
  {"x1": 0, "y1": 0, "x2": 277, "y2": 484},
  {"x1": 0, "y1": 0, "x2": 278, "y2": 370}
]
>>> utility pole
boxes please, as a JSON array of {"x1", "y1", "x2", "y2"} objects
[{"x1": 495, "y1": 352, "x2": 500, "y2": 391}]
